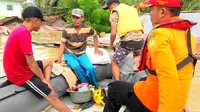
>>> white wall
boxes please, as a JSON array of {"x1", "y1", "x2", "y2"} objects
[
  {"x1": 0, "y1": 0, "x2": 22, "y2": 17},
  {"x1": 140, "y1": 13, "x2": 200, "y2": 38}
]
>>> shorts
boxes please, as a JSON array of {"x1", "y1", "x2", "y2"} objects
[
  {"x1": 112, "y1": 45, "x2": 131, "y2": 64},
  {"x1": 120, "y1": 40, "x2": 143, "y2": 56},
  {"x1": 112, "y1": 41, "x2": 142, "y2": 64},
  {"x1": 22, "y1": 60, "x2": 51, "y2": 98}
]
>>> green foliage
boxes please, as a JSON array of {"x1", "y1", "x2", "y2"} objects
[
  {"x1": 49, "y1": 0, "x2": 58, "y2": 7},
  {"x1": 15, "y1": 23, "x2": 20, "y2": 27},
  {"x1": 120, "y1": 0, "x2": 147, "y2": 6},
  {"x1": 31, "y1": 32, "x2": 41, "y2": 37},
  {"x1": 0, "y1": 16, "x2": 5, "y2": 19},
  {"x1": 21, "y1": 1, "x2": 36, "y2": 9},
  {"x1": 91, "y1": 9, "x2": 102, "y2": 24},
  {"x1": 120, "y1": 0, "x2": 136, "y2": 5},
  {"x1": 33, "y1": 0, "x2": 200, "y2": 34},
  {"x1": 57, "y1": 0, "x2": 79, "y2": 21},
  {"x1": 182, "y1": 0, "x2": 200, "y2": 10},
  {"x1": 59, "y1": 0, "x2": 79, "y2": 8},
  {"x1": 35, "y1": 0, "x2": 43, "y2": 8},
  {"x1": 35, "y1": 0, "x2": 58, "y2": 8},
  {"x1": 90, "y1": 9, "x2": 110, "y2": 33},
  {"x1": 58, "y1": 0, "x2": 110, "y2": 33},
  {"x1": 78, "y1": 0, "x2": 99, "y2": 20}
]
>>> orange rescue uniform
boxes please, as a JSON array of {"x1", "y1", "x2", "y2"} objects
[{"x1": 134, "y1": 17, "x2": 196, "y2": 112}]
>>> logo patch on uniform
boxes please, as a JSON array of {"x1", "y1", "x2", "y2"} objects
[{"x1": 148, "y1": 34, "x2": 156, "y2": 49}]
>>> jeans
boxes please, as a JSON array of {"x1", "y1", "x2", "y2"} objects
[{"x1": 64, "y1": 52, "x2": 98, "y2": 88}]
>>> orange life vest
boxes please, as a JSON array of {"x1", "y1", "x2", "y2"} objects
[{"x1": 139, "y1": 19, "x2": 197, "y2": 74}]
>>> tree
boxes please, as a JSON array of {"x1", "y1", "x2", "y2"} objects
[
  {"x1": 22, "y1": 0, "x2": 36, "y2": 9},
  {"x1": 182, "y1": 0, "x2": 200, "y2": 10},
  {"x1": 58, "y1": 0, "x2": 110, "y2": 33},
  {"x1": 32, "y1": 0, "x2": 200, "y2": 33}
]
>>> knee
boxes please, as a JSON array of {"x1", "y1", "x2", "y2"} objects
[
  {"x1": 112, "y1": 61, "x2": 118, "y2": 67},
  {"x1": 85, "y1": 66, "x2": 95, "y2": 71},
  {"x1": 70, "y1": 64, "x2": 81, "y2": 70},
  {"x1": 108, "y1": 81, "x2": 124, "y2": 92},
  {"x1": 107, "y1": 82, "x2": 119, "y2": 98},
  {"x1": 112, "y1": 60, "x2": 117, "y2": 64},
  {"x1": 46, "y1": 91, "x2": 58, "y2": 101},
  {"x1": 48, "y1": 61, "x2": 53, "y2": 68},
  {"x1": 43, "y1": 60, "x2": 53, "y2": 68},
  {"x1": 108, "y1": 82, "x2": 117, "y2": 93}
]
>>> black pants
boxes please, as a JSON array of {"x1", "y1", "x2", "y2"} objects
[{"x1": 103, "y1": 81, "x2": 151, "y2": 112}]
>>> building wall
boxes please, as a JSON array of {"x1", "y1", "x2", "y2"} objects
[
  {"x1": 140, "y1": 12, "x2": 200, "y2": 39},
  {"x1": 0, "y1": 0, "x2": 22, "y2": 18}
]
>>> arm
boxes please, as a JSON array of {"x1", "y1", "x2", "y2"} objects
[
  {"x1": 55, "y1": 30, "x2": 67, "y2": 63},
  {"x1": 110, "y1": 11, "x2": 118, "y2": 49},
  {"x1": 93, "y1": 32, "x2": 103, "y2": 56},
  {"x1": 110, "y1": 24, "x2": 117, "y2": 48},
  {"x1": 148, "y1": 30, "x2": 181, "y2": 112},
  {"x1": 90, "y1": 27, "x2": 103, "y2": 56},
  {"x1": 93, "y1": 32, "x2": 99, "y2": 50},
  {"x1": 25, "y1": 54, "x2": 45, "y2": 81},
  {"x1": 56, "y1": 41, "x2": 66, "y2": 63}
]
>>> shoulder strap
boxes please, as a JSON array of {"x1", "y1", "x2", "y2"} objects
[
  {"x1": 147, "y1": 29, "x2": 197, "y2": 75},
  {"x1": 177, "y1": 29, "x2": 197, "y2": 70},
  {"x1": 176, "y1": 29, "x2": 197, "y2": 75}
]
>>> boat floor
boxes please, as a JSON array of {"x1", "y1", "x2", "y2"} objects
[{"x1": 43, "y1": 96, "x2": 126, "y2": 112}]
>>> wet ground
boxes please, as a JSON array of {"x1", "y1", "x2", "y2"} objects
[{"x1": 0, "y1": 35, "x2": 199, "y2": 112}]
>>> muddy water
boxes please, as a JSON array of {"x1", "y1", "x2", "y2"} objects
[
  {"x1": 0, "y1": 35, "x2": 59, "y2": 77},
  {"x1": 0, "y1": 35, "x2": 199, "y2": 111},
  {"x1": 0, "y1": 35, "x2": 7, "y2": 77}
]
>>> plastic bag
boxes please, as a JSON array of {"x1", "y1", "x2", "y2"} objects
[{"x1": 86, "y1": 47, "x2": 111, "y2": 64}]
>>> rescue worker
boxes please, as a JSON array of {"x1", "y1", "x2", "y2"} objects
[
  {"x1": 103, "y1": 0, "x2": 197, "y2": 112},
  {"x1": 103, "y1": 0, "x2": 145, "y2": 80}
]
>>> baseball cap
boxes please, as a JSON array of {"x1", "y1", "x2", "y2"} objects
[
  {"x1": 140, "y1": 0, "x2": 183, "y2": 8},
  {"x1": 103, "y1": 0, "x2": 120, "y2": 10},
  {"x1": 22, "y1": 6, "x2": 46, "y2": 21},
  {"x1": 72, "y1": 8, "x2": 84, "y2": 17}
]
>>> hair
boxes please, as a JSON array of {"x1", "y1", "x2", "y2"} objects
[
  {"x1": 114, "y1": 1, "x2": 120, "y2": 4},
  {"x1": 167, "y1": 7, "x2": 181, "y2": 16},
  {"x1": 167, "y1": 0, "x2": 183, "y2": 16},
  {"x1": 23, "y1": 18, "x2": 32, "y2": 22},
  {"x1": 112, "y1": 2, "x2": 120, "y2": 5}
]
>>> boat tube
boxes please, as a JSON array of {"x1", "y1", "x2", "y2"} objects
[{"x1": 0, "y1": 56, "x2": 135, "y2": 112}]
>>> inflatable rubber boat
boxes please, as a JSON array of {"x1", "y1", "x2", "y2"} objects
[
  {"x1": 0, "y1": 55, "x2": 142, "y2": 112},
  {"x1": 0, "y1": 63, "x2": 114, "y2": 112}
]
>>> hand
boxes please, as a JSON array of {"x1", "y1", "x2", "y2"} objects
[
  {"x1": 94, "y1": 48, "x2": 103, "y2": 56},
  {"x1": 42, "y1": 79, "x2": 53, "y2": 90},
  {"x1": 133, "y1": 56, "x2": 140, "y2": 71},
  {"x1": 109, "y1": 44, "x2": 113, "y2": 50},
  {"x1": 54, "y1": 57, "x2": 61, "y2": 64},
  {"x1": 110, "y1": 44, "x2": 116, "y2": 52}
]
